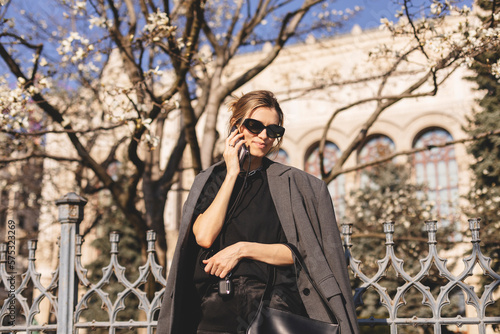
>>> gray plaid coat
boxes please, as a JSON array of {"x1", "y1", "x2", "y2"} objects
[{"x1": 157, "y1": 159, "x2": 359, "y2": 334}]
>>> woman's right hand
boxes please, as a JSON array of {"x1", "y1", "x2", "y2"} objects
[
  {"x1": 193, "y1": 129, "x2": 244, "y2": 248},
  {"x1": 224, "y1": 129, "x2": 246, "y2": 177}
]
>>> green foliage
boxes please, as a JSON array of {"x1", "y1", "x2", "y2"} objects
[
  {"x1": 346, "y1": 163, "x2": 446, "y2": 266},
  {"x1": 345, "y1": 163, "x2": 459, "y2": 334},
  {"x1": 463, "y1": 1, "x2": 500, "y2": 325},
  {"x1": 466, "y1": 48, "x2": 500, "y2": 189},
  {"x1": 465, "y1": 0, "x2": 500, "y2": 260},
  {"x1": 82, "y1": 195, "x2": 144, "y2": 334}
]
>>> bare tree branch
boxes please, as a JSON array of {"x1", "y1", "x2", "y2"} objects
[
  {"x1": 226, "y1": 0, "x2": 323, "y2": 92},
  {"x1": 0, "y1": 152, "x2": 81, "y2": 163},
  {"x1": 0, "y1": 0, "x2": 13, "y2": 21},
  {"x1": 404, "y1": 0, "x2": 430, "y2": 60},
  {"x1": 223, "y1": 0, "x2": 245, "y2": 51},
  {"x1": 102, "y1": 136, "x2": 129, "y2": 169},
  {"x1": 228, "y1": 0, "x2": 272, "y2": 58},
  {"x1": 81, "y1": 213, "x2": 103, "y2": 238},
  {"x1": 321, "y1": 48, "x2": 461, "y2": 183},
  {"x1": 0, "y1": 43, "x2": 116, "y2": 189},
  {"x1": 278, "y1": 69, "x2": 423, "y2": 102},
  {"x1": 329, "y1": 129, "x2": 500, "y2": 178},
  {"x1": 124, "y1": 0, "x2": 138, "y2": 36},
  {"x1": 1, "y1": 122, "x2": 129, "y2": 136}
]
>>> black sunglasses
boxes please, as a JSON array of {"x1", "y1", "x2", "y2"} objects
[{"x1": 242, "y1": 118, "x2": 285, "y2": 138}]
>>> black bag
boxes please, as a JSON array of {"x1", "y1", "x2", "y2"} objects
[{"x1": 247, "y1": 244, "x2": 340, "y2": 334}]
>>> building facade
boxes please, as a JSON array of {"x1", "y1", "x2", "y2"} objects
[
  {"x1": 163, "y1": 21, "x2": 479, "y2": 236},
  {"x1": 2, "y1": 16, "x2": 486, "y2": 331}
]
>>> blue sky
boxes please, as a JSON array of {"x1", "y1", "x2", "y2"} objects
[
  {"x1": 1, "y1": 0, "x2": 476, "y2": 83},
  {"x1": 333, "y1": 0, "x2": 402, "y2": 31},
  {"x1": 330, "y1": 0, "x2": 474, "y2": 32}
]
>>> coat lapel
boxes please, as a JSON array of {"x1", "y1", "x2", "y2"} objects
[{"x1": 266, "y1": 160, "x2": 297, "y2": 245}]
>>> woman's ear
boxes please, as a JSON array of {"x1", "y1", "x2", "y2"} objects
[
  {"x1": 231, "y1": 118, "x2": 241, "y2": 130},
  {"x1": 235, "y1": 119, "x2": 244, "y2": 134}
]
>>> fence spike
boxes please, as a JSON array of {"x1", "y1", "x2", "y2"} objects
[
  {"x1": 76, "y1": 235, "x2": 83, "y2": 256},
  {"x1": 2, "y1": 207, "x2": 500, "y2": 333},
  {"x1": 28, "y1": 240, "x2": 37, "y2": 262},
  {"x1": 468, "y1": 218, "x2": 481, "y2": 243},
  {"x1": 0, "y1": 243, "x2": 7, "y2": 267},
  {"x1": 147, "y1": 230, "x2": 157, "y2": 253},
  {"x1": 425, "y1": 220, "x2": 438, "y2": 244},
  {"x1": 110, "y1": 231, "x2": 120, "y2": 254},
  {"x1": 383, "y1": 221, "x2": 395, "y2": 245},
  {"x1": 341, "y1": 223, "x2": 353, "y2": 248}
]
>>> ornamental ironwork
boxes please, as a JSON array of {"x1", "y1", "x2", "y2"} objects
[{"x1": 0, "y1": 193, "x2": 498, "y2": 333}]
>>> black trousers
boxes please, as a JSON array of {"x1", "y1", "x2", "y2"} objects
[{"x1": 197, "y1": 276, "x2": 307, "y2": 334}]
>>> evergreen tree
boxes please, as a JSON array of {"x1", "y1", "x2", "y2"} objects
[
  {"x1": 82, "y1": 199, "x2": 143, "y2": 334},
  {"x1": 344, "y1": 163, "x2": 459, "y2": 334},
  {"x1": 464, "y1": 0, "x2": 500, "y2": 325}
]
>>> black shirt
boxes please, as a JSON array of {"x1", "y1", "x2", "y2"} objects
[{"x1": 192, "y1": 162, "x2": 288, "y2": 284}]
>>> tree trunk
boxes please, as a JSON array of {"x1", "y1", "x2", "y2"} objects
[{"x1": 200, "y1": 88, "x2": 226, "y2": 169}]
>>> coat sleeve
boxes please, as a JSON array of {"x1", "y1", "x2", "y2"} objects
[
  {"x1": 156, "y1": 165, "x2": 218, "y2": 334},
  {"x1": 316, "y1": 180, "x2": 360, "y2": 333}
]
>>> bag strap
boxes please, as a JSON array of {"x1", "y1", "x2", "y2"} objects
[{"x1": 259, "y1": 244, "x2": 339, "y2": 324}]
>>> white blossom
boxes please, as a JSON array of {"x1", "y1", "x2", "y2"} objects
[
  {"x1": 491, "y1": 60, "x2": 500, "y2": 79},
  {"x1": 431, "y1": 3, "x2": 443, "y2": 15},
  {"x1": 89, "y1": 15, "x2": 108, "y2": 29},
  {"x1": 72, "y1": 0, "x2": 87, "y2": 16},
  {"x1": 142, "y1": 9, "x2": 176, "y2": 45},
  {"x1": 6, "y1": 18, "x2": 15, "y2": 29},
  {"x1": 379, "y1": 18, "x2": 394, "y2": 31}
]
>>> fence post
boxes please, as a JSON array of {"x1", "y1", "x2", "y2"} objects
[{"x1": 55, "y1": 192, "x2": 87, "y2": 334}]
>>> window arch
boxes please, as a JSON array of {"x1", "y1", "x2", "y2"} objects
[
  {"x1": 357, "y1": 135, "x2": 396, "y2": 187},
  {"x1": 413, "y1": 128, "x2": 459, "y2": 228},
  {"x1": 304, "y1": 141, "x2": 345, "y2": 217},
  {"x1": 358, "y1": 135, "x2": 396, "y2": 164}
]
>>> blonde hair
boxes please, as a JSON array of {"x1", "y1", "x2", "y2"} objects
[{"x1": 226, "y1": 90, "x2": 284, "y2": 154}]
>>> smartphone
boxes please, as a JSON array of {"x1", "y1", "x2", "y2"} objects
[{"x1": 231, "y1": 126, "x2": 249, "y2": 166}]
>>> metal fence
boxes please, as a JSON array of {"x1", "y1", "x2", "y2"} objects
[{"x1": 0, "y1": 192, "x2": 499, "y2": 334}]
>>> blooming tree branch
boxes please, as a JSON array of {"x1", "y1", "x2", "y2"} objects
[{"x1": 316, "y1": 0, "x2": 500, "y2": 183}]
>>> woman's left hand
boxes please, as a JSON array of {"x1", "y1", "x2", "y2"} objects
[
  {"x1": 203, "y1": 243, "x2": 243, "y2": 278},
  {"x1": 203, "y1": 242, "x2": 293, "y2": 278}
]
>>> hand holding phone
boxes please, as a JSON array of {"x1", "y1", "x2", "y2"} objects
[{"x1": 230, "y1": 126, "x2": 249, "y2": 166}]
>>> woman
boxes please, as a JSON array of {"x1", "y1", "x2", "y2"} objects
[{"x1": 157, "y1": 90, "x2": 359, "y2": 334}]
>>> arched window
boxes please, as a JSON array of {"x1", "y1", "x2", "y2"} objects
[
  {"x1": 357, "y1": 135, "x2": 396, "y2": 187},
  {"x1": 272, "y1": 149, "x2": 290, "y2": 165},
  {"x1": 304, "y1": 141, "x2": 345, "y2": 217},
  {"x1": 413, "y1": 128, "x2": 459, "y2": 228}
]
